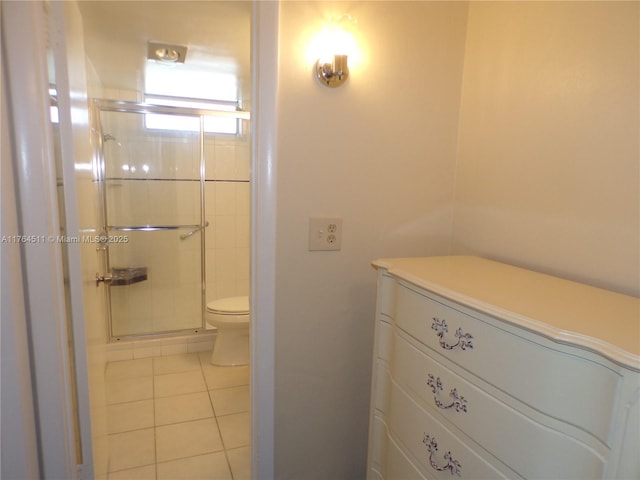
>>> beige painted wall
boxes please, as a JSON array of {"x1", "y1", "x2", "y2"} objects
[
  {"x1": 452, "y1": 1, "x2": 639, "y2": 296},
  {"x1": 274, "y1": 2, "x2": 469, "y2": 478},
  {"x1": 274, "y1": 1, "x2": 638, "y2": 477}
]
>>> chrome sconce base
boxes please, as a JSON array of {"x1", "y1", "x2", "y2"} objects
[{"x1": 316, "y1": 54, "x2": 349, "y2": 88}]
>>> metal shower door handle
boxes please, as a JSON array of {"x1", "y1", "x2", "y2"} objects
[
  {"x1": 180, "y1": 220, "x2": 209, "y2": 240},
  {"x1": 95, "y1": 273, "x2": 113, "y2": 286}
]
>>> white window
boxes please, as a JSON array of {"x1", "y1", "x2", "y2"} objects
[
  {"x1": 144, "y1": 95, "x2": 240, "y2": 134},
  {"x1": 144, "y1": 60, "x2": 243, "y2": 135}
]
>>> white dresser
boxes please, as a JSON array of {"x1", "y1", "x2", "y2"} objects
[{"x1": 367, "y1": 256, "x2": 639, "y2": 480}]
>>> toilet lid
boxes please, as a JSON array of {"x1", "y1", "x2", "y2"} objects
[{"x1": 206, "y1": 296, "x2": 249, "y2": 314}]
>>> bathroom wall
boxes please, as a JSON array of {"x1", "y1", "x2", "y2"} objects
[
  {"x1": 452, "y1": 1, "x2": 640, "y2": 296},
  {"x1": 273, "y1": 1, "x2": 638, "y2": 477},
  {"x1": 274, "y1": 2, "x2": 469, "y2": 478},
  {"x1": 204, "y1": 135, "x2": 251, "y2": 303}
]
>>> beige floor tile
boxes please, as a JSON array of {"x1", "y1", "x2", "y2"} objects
[
  {"x1": 226, "y1": 446, "x2": 251, "y2": 480},
  {"x1": 198, "y1": 351, "x2": 213, "y2": 365},
  {"x1": 107, "y1": 399, "x2": 154, "y2": 434},
  {"x1": 153, "y1": 352, "x2": 202, "y2": 375},
  {"x1": 209, "y1": 386, "x2": 250, "y2": 416},
  {"x1": 154, "y1": 370, "x2": 206, "y2": 398},
  {"x1": 217, "y1": 412, "x2": 250, "y2": 449},
  {"x1": 107, "y1": 464, "x2": 156, "y2": 480},
  {"x1": 201, "y1": 364, "x2": 250, "y2": 390},
  {"x1": 106, "y1": 376, "x2": 153, "y2": 405},
  {"x1": 106, "y1": 358, "x2": 153, "y2": 380},
  {"x1": 156, "y1": 418, "x2": 224, "y2": 463},
  {"x1": 108, "y1": 428, "x2": 155, "y2": 472},
  {"x1": 105, "y1": 350, "x2": 253, "y2": 478},
  {"x1": 157, "y1": 452, "x2": 232, "y2": 480},
  {"x1": 155, "y1": 392, "x2": 214, "y2": 426}
]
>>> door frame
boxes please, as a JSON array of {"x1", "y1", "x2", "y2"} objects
[{"x1": 251, "y1": 1, "x2": 278, "y2": 478}]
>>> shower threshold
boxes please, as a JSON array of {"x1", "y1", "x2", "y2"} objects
[{"x1": 107, "y1": 330, "x2": 216, "y2": 362}]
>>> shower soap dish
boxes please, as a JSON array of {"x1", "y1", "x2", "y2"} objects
[{"x1": 110, "y1": 267, "x2": 148, "y2": 286}]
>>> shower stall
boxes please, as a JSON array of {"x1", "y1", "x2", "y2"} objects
[{"x1": 93, "y1": 99, "x2": 250, "y2": 340}]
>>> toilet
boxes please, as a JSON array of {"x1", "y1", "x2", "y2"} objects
[{"x1": 206, "y1": 296, "x2": 250, "y2": 366}]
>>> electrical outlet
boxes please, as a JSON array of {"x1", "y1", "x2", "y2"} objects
[{"x1": 308, "y1": 217, "x2": 343, "y2": 251}]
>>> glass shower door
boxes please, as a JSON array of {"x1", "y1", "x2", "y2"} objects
[{"x1": 99, "y1": 106, "x2": 204, "y2": 338}]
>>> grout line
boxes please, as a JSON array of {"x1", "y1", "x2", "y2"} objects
[
  {"x1": 107, "y1": 460, "x2": 156, "y2": 476},
  {"x1": 203, "y1": 358, "x2": 236, "y2": 480},
  {"x1": 201, "y1": 352, "x2": 236, "y2": 479},
  {"x1": 152, "y1": 370, "x2": 158, "y2": 480},
  {"x1": 105, "y1": 350, "x2": 250, "y2": 479}
]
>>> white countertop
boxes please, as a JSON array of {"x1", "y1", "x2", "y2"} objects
[{"x1": 373, "y1": 256, "x2": 640, "y2": 371}]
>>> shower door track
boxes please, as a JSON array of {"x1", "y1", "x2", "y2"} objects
[
  {"x1": 108, "y1": 225, "x2": 203, "y2": 232},
  {"x1": 93, "y1": 98, "x2": 230, "y2": 342},
  {"x1": 93, "y1": 98, "x2": 250, "y2": 119}
]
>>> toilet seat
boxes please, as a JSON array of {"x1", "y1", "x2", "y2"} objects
[{"x1": 206, "y1": 296, "x2": 249, "y2": 315}]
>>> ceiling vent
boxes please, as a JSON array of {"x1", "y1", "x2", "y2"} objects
[{"x1": 147, "y1": 42, "x2": 188, "y2": 64}]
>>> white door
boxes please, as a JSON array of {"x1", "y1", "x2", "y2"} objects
[
  {"x1": 2, "y1": 1, "x2": 107, "y2": 478},
  {"x1": 49, "y1": 1, "x2": 112, "y2": 477}
]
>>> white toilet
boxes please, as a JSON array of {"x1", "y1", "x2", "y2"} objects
[{"x1": 206, "y1": 296, "x2": 250, "y2": 366}]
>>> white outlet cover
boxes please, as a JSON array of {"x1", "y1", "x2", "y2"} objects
[{"x1": 308, "y1": 217, "x2": 343, "y2": 251}]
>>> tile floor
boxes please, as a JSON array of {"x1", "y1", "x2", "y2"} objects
[{"x1": 105, "y1": 352, "x2": 250, "y2": 479}]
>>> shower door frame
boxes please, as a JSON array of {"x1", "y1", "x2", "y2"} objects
[{"x1": 93, "y1": 98, "x2": 245, "y2": 341}]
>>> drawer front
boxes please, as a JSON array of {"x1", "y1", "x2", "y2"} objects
[
  {"x1": 378, "y1": 274, "x2": 396, "y2": 317},
  {"x1": 395, "y1": 283, "x2": 620, "y2": 444},
  {"x1": 377, "y1": 319, "x2": 394, "y2": 364},
  {"x1": 369, "y1": 416, "x2": 427, "y2": 480},
  {"x1": 392, "y1": 328, "x2": 606, "y2": 479},
  {"x1": 387, "y1": 376, "x2": 516, "y2": 479},
  {"x1": 368, "y1": 415, "x2": 389, "y2": 479},
  {"x1": 373, "y1": 361, "x2": 392, "y2": 416}
]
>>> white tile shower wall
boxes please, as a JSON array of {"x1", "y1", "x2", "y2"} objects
[
  {"x1": 204, "y1": 135, "x2": 251, "y2": 182},
  {"x1": 204, "y1": 181, "x2": 250, "y2": 301},
  {"x1": 204, "y1": 134, "x2": 250, "y2": 303}
]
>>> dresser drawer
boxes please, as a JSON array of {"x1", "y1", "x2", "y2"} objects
[
  {"x1": 369, "y1": 416, "x2": 427, "y2": 480},
  {"x1": 387, "y1": 375, "x2": 516, "y2": 479},
  {"x1": 376, "y1": 318, "x2": 394, "y2": 364},
  {"x1": 395, "y1": 283, "x2": 621, "y2": 445},
  {"x1": 372, "y1": 361, "x2": 392, "y2": 416},
  {"x1": 391, "y1": 328, "x2": 607, "y2": 478},
  {"x1": 378, "y1": 274, "x2": 396, "y2": 317}
]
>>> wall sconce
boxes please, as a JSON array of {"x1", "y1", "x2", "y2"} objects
[
  {"x1": 316, "y1": 55, "x2": 349, "y2": 88},
  {"x1": 313, "y1": 15, "x2": 357, "y2": 88}
]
